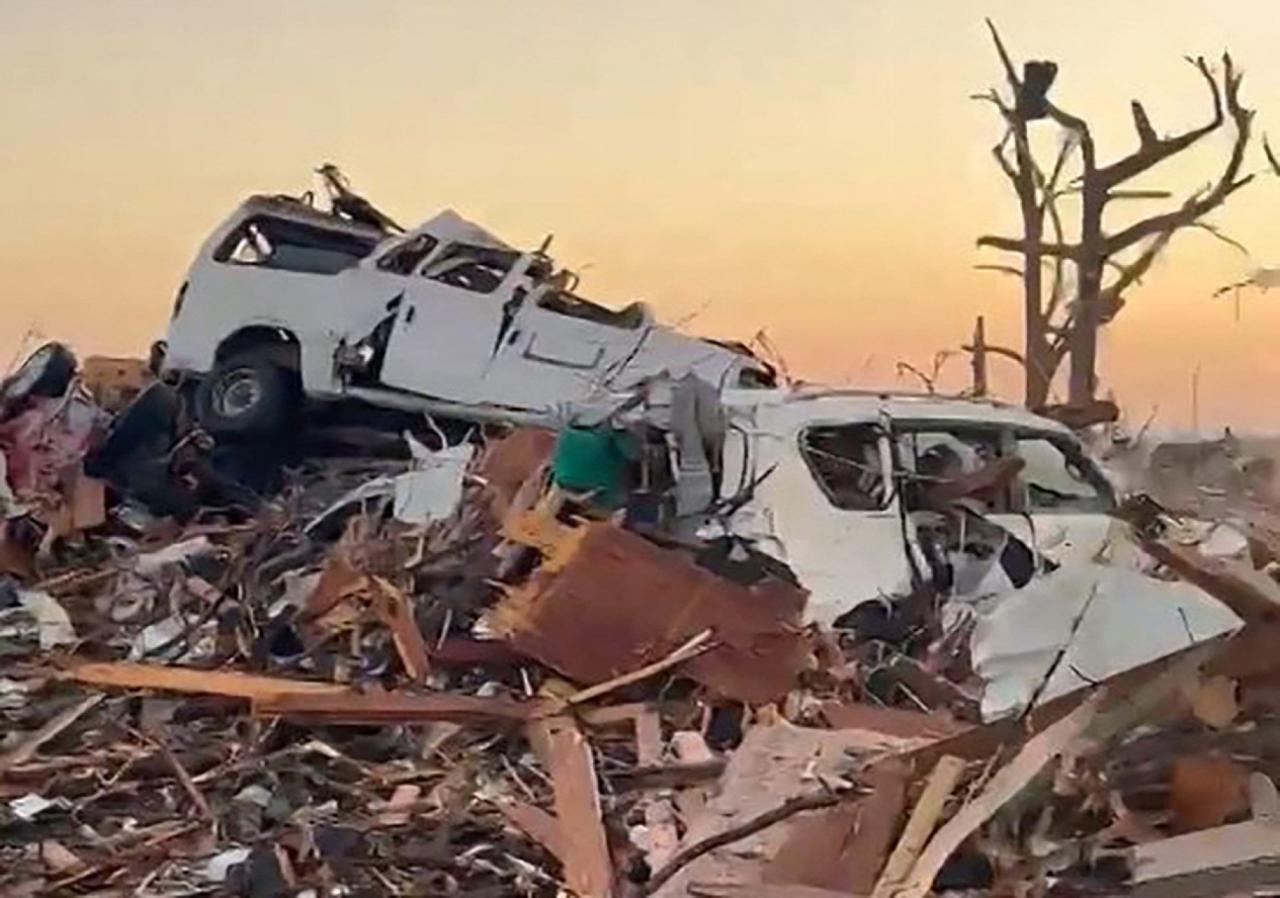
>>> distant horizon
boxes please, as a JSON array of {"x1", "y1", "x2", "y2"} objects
[{"x1": 4, "y1": 0, "x2": 1280, "y2": 430}]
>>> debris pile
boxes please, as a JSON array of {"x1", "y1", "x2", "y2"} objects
[{"x1": 3, "y1": 344, "x2": 1280, "y2": 897}]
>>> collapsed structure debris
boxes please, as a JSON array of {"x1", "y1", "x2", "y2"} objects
[{"x1": 5, "y1": 329, "x2": 1280, "y2": 898}]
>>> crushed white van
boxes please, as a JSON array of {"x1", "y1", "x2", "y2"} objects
[
  {"x1": 162, "y1": 194, "x2": 772, "y2": 435},
  {"x1": 695, "y1": 388, "x2": 1239, "y2": 719},
  {"x1": 712, "y1": 388, "x2": 1123, "y2": 625}
]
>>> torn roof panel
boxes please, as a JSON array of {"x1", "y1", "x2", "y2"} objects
[
  {"x1": 398, "y1": 208, "x2": 513, "y2": 252},
  {"x1": 720, "y1": 387, "x2": 1084, "y2": 436},
  {"x1": 971, "y1": 562, "x2": 1244, "y2": 721}
]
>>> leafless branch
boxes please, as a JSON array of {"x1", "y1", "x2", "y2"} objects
[
  {"x1": 1265, "y1": 135, "x2": 1280, "y2": 176},
  {"x1": 1107, "y1": 189, "x2": 1175, "y2": 200},
  {"x1": 991, "y1": 141, "x2": 1020, "y2": 184},
  {"x1": 1094, "y1": 56, "x2": 1224, "y2": 188},
  {"x1": 1031, "y1": 150, "x2": 1072, "y2": 323},
  {"x1": 1099, "y1": 229, "x2": 1178, "y2": 323},
  {"x1": 985, "y1": 19, "x2": 1022, "y2": 92},
  {"x1": 972, "y1": 88, "x2": 1014, "y2": 117},
  {"x1": 962, "y1": 343, "x2": 1026, "y2": 367},
  {"x1": 974, "y1": 264, "x2": 1024, "y2": 278},
  {"x1": 896, "y1": 361, "x2": 937, "y2": 394},
  {"x1": 640, "y1": 788, "x2": 851, "y2": 896},
  {"x1": 1190, "y1": 221, "x2": 1251, "y2": 256},
  {"x1": 1106, "y1": 54, "x2": 1254, "y2": 254},
  {"x1": 977, "y1": 235, "x2": 1077, "y2": 257}
]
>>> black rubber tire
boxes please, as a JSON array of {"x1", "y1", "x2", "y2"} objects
[
  {"x1": 83, "y1": 382, "x2": 179, "y2": 478},
  {"x1": 195, "y1": 352, "x2": 294, "y2": 437},
  {"x1": 0, "y1": 342, "x2": 77, "y2": 405}
]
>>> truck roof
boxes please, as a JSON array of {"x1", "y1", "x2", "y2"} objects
[
  {"x1": 721, "y1": 385, "x2": 1074, "y2": 434},
  {"x1": 236, "y1": 195, "x2": 387, "y2": 239}
]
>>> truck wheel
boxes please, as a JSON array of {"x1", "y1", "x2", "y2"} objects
[
  {"x1": 0, "y1": 342, "x2": 77, "y2": 405},
  {"x1": 196, "y1": 353, "x2": 295, "y2": 437}
]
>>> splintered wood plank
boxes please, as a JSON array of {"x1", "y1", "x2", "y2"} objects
[
  {"x1": 64, "y1": 661, "x2": 347, "y2": 699},
  {"x1": 871, "y1": 755, "x2": 966, "y2": 898},
  {"x1": 529, "y1": 715, "x2": 614, "y2": 897}
]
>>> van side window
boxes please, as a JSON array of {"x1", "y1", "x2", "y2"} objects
[
  {"x1": 801, "y1": 425, "x2": 887, "y2": 510},
  {"x1": 423, "y1": 244, "x2": 519, "y2": 294},
  {"x1": 535, "y1": 291, "x2": 647, "y2": 330},
  {"x1": 376, "y1": 234, "x2": 439, "y2": 275},
  {"x1": 1016, "y1": 435, "x2": 1112, "y2": 512},
  {"x1": 897, "y1": 426, "x2": 1011, "y2": 513},
  {"x1": 214, "y1": 216, "x2": 377, "y2": 274}
]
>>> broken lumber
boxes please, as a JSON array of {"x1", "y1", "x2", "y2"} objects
[
  {"x1": 764, "y1": 758, "x2": 909, "y2": 893},
  {"x1": 62, "y1": 661, "x2": 347, "y2": 699},
  {"x1": 893, "y1": 690, "x2": 1105, "y2": 898},
  {"x1": 0, "y1": 694, "x2": 104, "y2": 773},
  {"x1": 253, "y1": 690, "x2": 551, "y2": 725},
  {"x1": 495, "y1": 799, "x2": 567, "y2": 864},
  {"x1": 640, "y1": 789, "x2": 848, "y2": 897},
  {"x1": 870, "y1": 755, "x2": 966, "y2": 898},
  {"x1": 1129, "y1": 819, "x2": 1280, "y2": 898},
  {"x1": 529, "y1": 715, "x2": 614, "y2": 898}
]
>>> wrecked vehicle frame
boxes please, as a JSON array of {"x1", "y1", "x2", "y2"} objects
[
  {"x1": 161, "y1": 192, "x2": 774, "y2": 438},
  {"x1": 704, "y1": 388, "x2": 1122, "y2": 626}
]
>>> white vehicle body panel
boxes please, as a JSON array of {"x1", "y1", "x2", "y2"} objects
[
  {"x1": 972, "y1": 562, "x2": 1241, "y2": 720},
  {"x1": 163, "y1": 198, "x2": 387, "y2": 396},
  {"x1": 717, "y1": 389, "x2": 1121, "y2": 626},
  {"x1": 164, "y1": 198, "x2": 765, "y2": 420}
]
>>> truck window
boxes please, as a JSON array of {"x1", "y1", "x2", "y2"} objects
[
  {"x1": 800, "y1": 424, "x2": 887, "y2": 510},
  {"x1": 896, "y1": 426, "x2": 1012, "y2": 512},
  {"x1": 1016, "y1": 434, "x2": 1113, "y2": 512},
  {"x1": 535, "y1": 291, "x2": 647, "y2": 330},
  {"x1": 215, "y1": 216, "x2": 377, "y2": 275},
  {"x1": 424, "y1": 244, "x2": 520, "y2": 294},
  {"x1": 376, "y1": 234, "x2": 439, "y2": 275}
]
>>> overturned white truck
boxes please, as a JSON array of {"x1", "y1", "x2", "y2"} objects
[
  {"x1": 643, "y1": 384, "x2": 1243, "y2": 720},
  {"x1": 161, "y1": 193, "x2": 773, "y2": 436}
]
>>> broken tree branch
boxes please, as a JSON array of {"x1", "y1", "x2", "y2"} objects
[
  {"x1": 1191, "y1": 220, "x2": 1252, "y2": 257},
  {"x1": 974, "y1": 263, "x2": 1024, "y2": 278},
  {"x1": 1106, "y1": 54, "x2": 1254, "y2": 254},
  {"x1": 0, "y1": 694, "x2": 104, "y2": 774},
  {"x1": 985, "y1": 18, "x2": 1021, "y2": 93},
  {"x1": 1095, "y1": 55, "x2": 1224, "y2": 188},
  {"x1": 1099, "y1": 228, "x2": 1179, "y2": 322},
  {"x1": 976, "y1": 235, "x2": 1077, "y2": 257}
]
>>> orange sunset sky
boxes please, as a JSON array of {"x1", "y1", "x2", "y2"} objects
[{"x1": 3, "y1": 1, "x2": 1280, "y2": 431}]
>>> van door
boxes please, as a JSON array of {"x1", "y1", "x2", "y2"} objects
[
  {"x1": 482, "y1": 285, "x2": 649, "y2": 410},
  {"x1": 377, "y1": 244, "x2": 528, "y2": 405},
  {"x1": 742, "y1": 421, "x2": 918, "y2": 626}
]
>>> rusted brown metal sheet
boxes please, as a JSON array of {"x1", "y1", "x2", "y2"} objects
[{"x1": 490, "y1": 522, "x2": 808, "y2": 704}]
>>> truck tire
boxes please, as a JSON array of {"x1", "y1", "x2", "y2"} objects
[
  {"x1": 195, "y1": 352, "x2": 295, "y2": 437},
  {"x1": 0, "y1": 342, "x2": 77, "y2": 405}
]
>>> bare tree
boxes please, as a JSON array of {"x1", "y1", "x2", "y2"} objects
[{"x1": 977, "y1": 20, "x2": 1257, "y2": 412}]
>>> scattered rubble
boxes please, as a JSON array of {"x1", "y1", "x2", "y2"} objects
[{"x1": 3, "y1": 339, "x2": 1280, "y2": 898}]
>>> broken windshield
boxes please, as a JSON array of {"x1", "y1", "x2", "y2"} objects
[{"x1": 214, "y1": 216, "x2": 378, "y2": 274}]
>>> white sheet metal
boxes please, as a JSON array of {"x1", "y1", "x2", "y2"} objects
[
  {"x1": 972, "y1": 563, "x2": 1243, "y2": 721},
  {"x1": 393, "y1": 439, "x2": 473, "y2": 525}
]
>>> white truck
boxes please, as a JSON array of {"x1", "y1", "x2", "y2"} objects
[
  {"x1": 714, "y1": 387, "x2": 1121, "y2": 624},
  {"x1": 161, "y1": 193, "x2": 772, "y2": 436}
]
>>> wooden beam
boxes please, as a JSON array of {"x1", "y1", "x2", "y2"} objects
[{"x1": 529, "y1": 716, "x2": 615, "y2": 898}]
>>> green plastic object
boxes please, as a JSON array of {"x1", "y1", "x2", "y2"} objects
[{"x1": 551, "y1": 425, "x2": 632, "y2": 508}]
